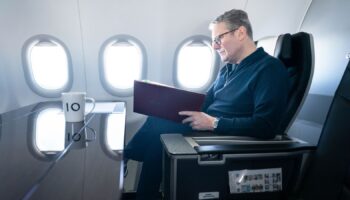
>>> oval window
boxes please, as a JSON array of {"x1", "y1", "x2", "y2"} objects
[
  {"x1": 23, "y1": 35, "x2": 72, "y2": 97},
  {"x1": 100, "y1": 35, "x2": 146, "y2": 96},
  {"x1": 175, "y1": 36, "x2": 219, "y2": 91},
  {"x1": 35, "y1": 107, "x2": 65, "y2": 152},
  {"x1": 106, "y1": 113, "x2": 126, "y2": 151},
  {"x1": 31, "y1": 42, "x2": 69, "y2": 90},
  {"x1": 99, "y1": 102, "x2": 126, "y2": 160}
]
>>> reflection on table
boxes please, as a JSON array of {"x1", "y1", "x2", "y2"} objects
[{"x1": 0, "y1": 101, "x2": 126, "y2": 200}]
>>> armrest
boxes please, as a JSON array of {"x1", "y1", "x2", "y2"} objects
[
  {"x1": 194, "y1": 142, "x2": 316, "y2": 154},
  {"x1": 161, "y1": 133, "x2": 316, "y2": 155}
]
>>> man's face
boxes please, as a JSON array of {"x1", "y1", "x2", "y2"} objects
[{"x1": 211, "y1": 22, "x2": 242, "y2": 64}]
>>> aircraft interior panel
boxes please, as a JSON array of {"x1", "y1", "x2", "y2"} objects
[
  {"x1": 77, "y1": 0, "x2": 249, "y2": 152},
  {"x1": 300, "y1": 0, "x2": 350, "y2": 96},
  {"x1": 0, "y1": 0, "x2": 87, "y2": 113},
  {"x1": 0, "y1": 0, "x2": 350, "y2": 199},
  {"x1": 246, "y1": 0, "x2": 313, "y2": 40},
  {"x1": 287, "y1": 0, "x2": 350, "y2": 144}
]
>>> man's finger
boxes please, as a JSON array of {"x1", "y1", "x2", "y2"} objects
[{"x1": 182, "y1": 116, "x2": 193, "y2": 124}]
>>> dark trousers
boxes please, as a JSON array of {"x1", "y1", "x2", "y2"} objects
[{"x1": 124, "y1": 117, "x2": 192, "y2": 200}]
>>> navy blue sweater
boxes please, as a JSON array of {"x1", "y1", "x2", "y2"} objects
[{"x1": 202, "y1": 47, "x2": 289, "y2": 139}]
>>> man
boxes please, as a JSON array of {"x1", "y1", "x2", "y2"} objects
[{"x1": 124, "y1": 9, "x2": 288, "y2": 200}]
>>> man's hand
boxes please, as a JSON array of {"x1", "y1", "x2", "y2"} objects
[{"x1": 179, "y1": 111, "x2": 216, "y2": 131}]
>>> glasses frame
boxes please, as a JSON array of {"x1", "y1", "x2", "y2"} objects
[{"x1": 212, "y1": 28, "x2": 239, "y2": 46}]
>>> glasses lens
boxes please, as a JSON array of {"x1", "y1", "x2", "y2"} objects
[
  {"x1": 213, "y1": 28, "x2": 238, "y2": 45},
  {"x1": 213, "y1": 37, "x2": 220, "y2": 45}
]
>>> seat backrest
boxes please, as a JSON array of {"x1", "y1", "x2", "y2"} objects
[
  {"x1": 273, "y1": 32, "x2": 314, "y2": 135},
  {"x1": 300, "y1": 60, "x2": 350, "y2": 199}
]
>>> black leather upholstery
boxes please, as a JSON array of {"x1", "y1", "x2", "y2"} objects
[
  {"x1": 274, "y1": 32, "x2": 313, "y2": 135},
  {"x1": 340, "y1": 167, "x2": 350, "y2": 200},
  {"x1": 300, "y1": 61, "x2": 350, "y2": 200},
  {"x1": 169, "y1": 33, "x2": 315, "y2": 200}
]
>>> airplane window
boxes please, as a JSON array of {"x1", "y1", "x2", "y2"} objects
[
  {"x1": 104, "y1": 42, "x2": 141, "y2": 89},
  {"x1": 175, "y1": 36, "x2": 219, "y2": 91},
  {"x1": 256, "y1": 36, "x2": 278, "y2": 56},
  {"x1": 23, "y1": 35, "x2": 72, "y2": 97},
  {"x1": 100, "y1": 35, "x2": 146, "y2": 96},
  {"x1": 35, "y1": 107, "x2": 65, "y2": 152},
  {"x1": 31, "y1": 42, "x2": 68, "y2": 90},
  {"x1": 106, "y1": 113, "x2": 125, "y2": 151},
  {"x1": 99, "y1": 105, "x2": 126, "y2": 160}
]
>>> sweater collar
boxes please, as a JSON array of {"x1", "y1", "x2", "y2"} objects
[{"x1": 227, "y1": 47, "x2": 267, "y2": 71}]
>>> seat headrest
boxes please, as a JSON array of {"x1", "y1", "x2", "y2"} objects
[{"x1": 274, "y1": 33, "x2": 293, "y2": 66}]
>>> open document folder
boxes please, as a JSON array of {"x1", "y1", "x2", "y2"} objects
[{"x1": 133, "y1": 80, "x2": 206, "y2": 122}]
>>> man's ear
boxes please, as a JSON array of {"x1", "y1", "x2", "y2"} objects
[{"x1": 237, "y1": 26, "x2": 247, "y2": 41}]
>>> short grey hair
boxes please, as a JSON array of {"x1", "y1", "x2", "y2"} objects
[{"x1": 210, "y1": 9, "x2": 253, "y2": 39}]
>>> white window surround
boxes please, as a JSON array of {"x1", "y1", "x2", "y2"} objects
[
  {"x1": 35, "y1": 107, "x2": 65, "y2": 152},
  {"x1": 22, "y1": 35, "x2": 73, "y2": 97},
  {"x1": 174, "y1": 35, "x2": 220, "y2": 92},
  {"x1": 99, "y1": 103, "x2": 126, "y2": 161},
  {"x1": 106, "y1": 113, "x2": 126, "y2": 151},
  {"x1": 27, "y1": 102, "x2": 65, "y2": 161},
  {"x1": 99, "y1": 35, "x2": 147, "y2": 97}
]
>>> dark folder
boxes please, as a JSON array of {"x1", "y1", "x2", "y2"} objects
[{"x1": 133, "y1": 80, "x2": 206, "y2": 122}]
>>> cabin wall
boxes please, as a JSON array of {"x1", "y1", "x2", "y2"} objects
[
  {"x1": 1, "y1": 0, "x2": 311, "y2": 112},
  {"x1": 1, "y1": 0, "x2": 350, "y2": 195},
  {"x1": 0, "y1": 0, "x2": 312, "y2": 138},
  {"x1": 288, "y1": 0, "x2": 350, "y2": 144},
  {"x1": 0, "y1": 0, "x2": 87, "y2": 113}
]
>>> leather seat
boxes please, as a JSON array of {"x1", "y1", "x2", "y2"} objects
[
  {"x1": 297, "y1": 60, "x2": 350, "y2": 200},
  {"x1": 274, "y1": 32, "x2": 314, "y2": 135},
  {"x1": 161, "y1": 32, "x2": 316, "y2": 200}
]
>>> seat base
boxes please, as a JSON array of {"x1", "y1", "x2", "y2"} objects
[{"x1": 161, "y1": 134, "x2": 315, "y2": 200}]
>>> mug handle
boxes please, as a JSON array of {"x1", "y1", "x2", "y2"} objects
[
  {"x1": 85, "y1": 126, "x2": 97, "y2": 142},
  {"x1": 85, "y1": 97, "x2": 96, "y2": 116}
]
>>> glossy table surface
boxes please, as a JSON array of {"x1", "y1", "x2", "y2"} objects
[{"x1": 0, "y1": 101, "x2": 126, "y2": 200}]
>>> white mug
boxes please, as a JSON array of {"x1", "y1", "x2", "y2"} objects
[
  {"x1": 61, "y1": 92, "x2": 95, "y2": 122},
  {"x1": 65, "y1": 121, "x2": 96, "y2": 149}
]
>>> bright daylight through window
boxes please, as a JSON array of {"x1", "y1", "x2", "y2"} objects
[
  {"x1": 30, "y1": 42, "x2": 69, "y2": 90},
  {"x1": 177, "y1": 43, "x2": 214, "y2": 89},
  {"x1": 35, "y1": 108, "x2": 65, "y2": 152},
  {"x1": 104, "y1": 41, "x2": 142, "y2": 90},
  {"x1": 106, "y1": 114, "x2": 125, "y2": 151}
]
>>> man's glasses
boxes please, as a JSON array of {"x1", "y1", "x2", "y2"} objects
[{"x1": 212, "y1": 28, "x2": 238, "y2": 46}]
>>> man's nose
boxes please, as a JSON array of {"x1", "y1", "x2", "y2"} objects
[{"x1": 212, "y1": 42, "x2": 220, "y2": 50}]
